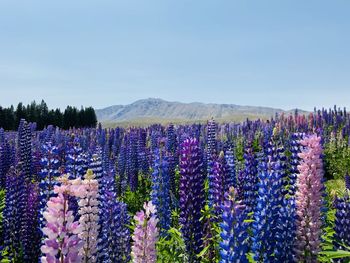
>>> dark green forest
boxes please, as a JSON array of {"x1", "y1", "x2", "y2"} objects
[{"x1": 0, "y1": 100, "x2": 97, "y2": 130}]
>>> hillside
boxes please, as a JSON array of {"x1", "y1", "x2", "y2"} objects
[{"x1": 96, "y1": 98, "x2": 308, "y2": 125}]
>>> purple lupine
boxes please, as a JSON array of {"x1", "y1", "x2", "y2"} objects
[
  {"x1": 208, "y1": 153, "x2": 227, "y2": 216},
  {"x1": 179, "y1": 137, "x2": 205, "y2": 262}
]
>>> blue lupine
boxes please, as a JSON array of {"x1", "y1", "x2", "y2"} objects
[
  {"x1": 38, "y1": 142, "x2": 61, "y2": 229},
  {"x1": 2, "y1": 164, "x2": 28, "y2": 260},
  {"x1": 333, "y1": 189, "x2": 350, "y2": 260},
  {"x1": 179, "y1": 138, "x2": 205, "y2": 262},
  {"x1": 207, "y1": 119, "x2": 218, "y2": 173},
  {"x1": 289, "y1": 132, "x2": 304, "y2": 196},
  {"x1": 224, "y1": 147, "x2": 236, "y2": 189},
  {"x1": 65, "y1": 138, "x2": 88, "y2": 179},
  {"x1": 98, "y1": 172, "x2": 131, "y2": 262},
  {"x1": 220, "y1": 187, "x2": 249, "y2": 263},
  {"x1": 138, "y1": 128, "x2": 149, "y2": 175},
  {"x1": 252, "y1": 134, "x2": 296, "y2": 262},
  {"x1": 166, "y1": 123, "x2": 177, "y2": 154},
  {"x1": 345, "y1": 173, "x2": 350, "y2": 191},
  {"x1": 242, "y1": 142, "x2": 258, "y2": 212},
  {"x1": 127, "y1": 130, "x2": 139, "y2": 191},
  {"x1": 17, "y1": 119, "x2": 32, "y2": 181},
  {"x1": 117, "y1": 143, "x2": 127, "y2": 195},
  {"x1": 89, "y1": 150, "x2": 104, "y2": 182},
  {"x1": 151, "y1": 148, "x2": 171, "y2": 236}
]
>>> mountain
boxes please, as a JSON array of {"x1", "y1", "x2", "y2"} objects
[{"x1": 96, "y1": 98, "x2": 308, "y2": 125}]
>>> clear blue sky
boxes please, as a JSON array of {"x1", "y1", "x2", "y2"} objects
[{"x1": 0, "y1": 0, "x2": 349, "y2": 111}]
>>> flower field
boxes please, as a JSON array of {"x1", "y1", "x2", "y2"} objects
[{"x1": 0, "y1": 108, "x2": 350, "y2": 263}]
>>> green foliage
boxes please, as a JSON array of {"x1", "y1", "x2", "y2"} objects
[
  {"x1": 156, "y1": 227, "x2": 189, "y2": 263},
  {"x1": 324, "y1": 131, "x2": 350, "y2": 180},
  {"x1": 199, "y1": 204, "x2": 221, "y2": 263},
  {"x1": 0, "y1": 247, "x2": 11, "y2": 263},
  {"x1": 319, "y1": 250, "x2": 350, "y2": 260},
  {"x1": 317, "y1": 192, "x2": 348, "y2": 263},
  {"x1": 0, "y1": 189, "x2": 5, "y2": 226},
  {"x1": 119, "y1": 173, "x2": 151, "y2": 215},
  {"x1": 325, "y1": 179, "x2": 346, "y2": 202},
  {"x1": 235, "y1": 136, "x2": 245, "y2": 162}
]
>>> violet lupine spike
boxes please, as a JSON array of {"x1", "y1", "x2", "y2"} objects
[
  {"x1": 131, "y1": 201, "x2": 159, "y2": 263},
  {"x1": 295, "y1": 134, "x2": 324, "y2": 262},
  {"x1": 23, "y1": 182, "x2": 41, "y2": 261},
  {"x1": 208, "y1": 153, "x2": 227, "y2": 216},
  {"x1": 179, "y1": 137, "x2": 205, "y2": 262},
  {"x1": 41, "y1": 175, "x2": 83, "y2": 263}
]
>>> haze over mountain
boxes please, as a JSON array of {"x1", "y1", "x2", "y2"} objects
[{"x1": 96, "y1": 98, "x2": 308, "y2": 125}]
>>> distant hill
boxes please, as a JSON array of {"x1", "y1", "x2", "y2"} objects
[{"x1": 96, "y1": 98, "x2": 308, "y2": 125}]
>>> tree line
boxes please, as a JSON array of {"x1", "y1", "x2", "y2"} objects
[{"x1": 0, "y1": 100, "x2": 97, "y2": 130}]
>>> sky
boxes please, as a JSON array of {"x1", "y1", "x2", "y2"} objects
[{"x1": 0, "y1": 0, "x2": 349, "y2": 111}]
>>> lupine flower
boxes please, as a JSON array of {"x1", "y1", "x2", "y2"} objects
[
  {"x1": 23, "y1": 182, "x2": 41, "y2": 261},
  {"x1": 208, "y1": 153, "x2": 227, "y2": 216},
  {"x1": 333, "y1": 194, "x2": 350, "y2": 262},
  {"x1": 289, "y1": 133, "x2": 304, "y2": 196},
  {"x1": 207, "y1": 119, "x2": 218, "y2": 159},
  {"x1": 151, "y1": 148, "x2": 171, "y2": 236},
  {"x1": 41, "y1": 175, "x2": 83, "y2": 263},
  {"x1": 219, "y1": 187, "x2": 249, "y2": 263},
  {"x1": 97, "y1": 172, "x2": 131, "y2": 262},
  {"x1": 345, "y1": 173, "x2": 350, "y2": 191},
  {"x1": 242, "y1": 142, "x2": 258, "y2": 212},
  {"x1": 75, "y1": 169, "x2": 100, "y2": 263},
  {"x1": 17, "y1": 119, "x2": 32, "y2": 181},
  {"x1": 127, "y1": 130, "x2": 139, "y2": 191},
  {"x1": 2, "y1": 164, "x2": 28, "y2": 260},
  {"x1": 117, "y1": 143, "x2": 127, "y2": 195},
  {"x1": 131, "y1": 201, "x2": 159, "y2": 263},
  {"x1": 295, "y1": 134, "x2": 324, "y2": 261},
  {"x1": 224, "y1": 147, "x2": 236, "y2": 189},
  {"x1": 179, "y1": 137, "x2": 205, "y2": 262},
  {"x1": 39, "y1": 142, "x2": 61, "y2": 230}
]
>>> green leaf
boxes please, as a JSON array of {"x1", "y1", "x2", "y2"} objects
[{"x1": 319, "y1": 250, "x2": 350, "y2": 259}]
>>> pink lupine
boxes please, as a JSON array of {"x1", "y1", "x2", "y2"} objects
[
  {"x1": 76, "y1": 169, "x2": 100, "y2": 263},
  {"x1": 131, "y1": 201, "x2": 159, "y2": 263},
  {"x1": 295, "y1": 134, "x2": 324, "y2": 262},
  {"x1": 41, "y1": 175, "x2": 83, "y2": 263}
]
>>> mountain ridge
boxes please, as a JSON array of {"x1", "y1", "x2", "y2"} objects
[{"x1": 96, "y1": 98, "x2": 308, "y2": 124}]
